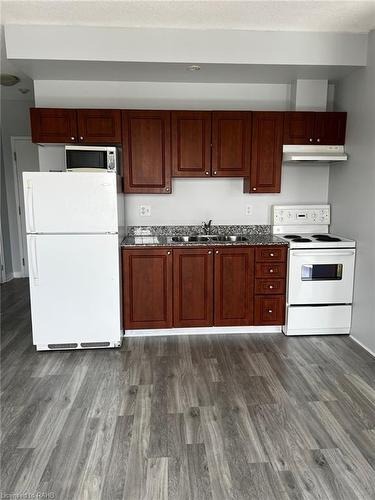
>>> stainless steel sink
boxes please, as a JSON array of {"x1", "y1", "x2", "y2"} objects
[{"x1": 218, "y1": 235, "x2": 248, "y2": 242}]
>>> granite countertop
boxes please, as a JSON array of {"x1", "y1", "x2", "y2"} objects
[{"x1": 121, "y1": 225, "x2": 287, "y2": 248}]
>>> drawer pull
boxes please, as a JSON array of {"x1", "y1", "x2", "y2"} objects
[
  {"x1": 269, "y1": 285, "x2": 274, "y2": 289},
  {"x1": 215, "y1": 251, "x2": 219, "y2": 254},
  {"x1": 167, "y1": 251, "x2": 171, "y2": 255},
  {"x1": 208, "y1": 251, "x2": 212, "y2": 255},
  {"x1": 269, "y1": 269, "x2": 274, "y2": 273},
  {"x1": 268, "y1": 309, "x2": 273, "y2": 314},
  {"x1": 270, "y1": 253, "x2": 274, "y2": 257}
]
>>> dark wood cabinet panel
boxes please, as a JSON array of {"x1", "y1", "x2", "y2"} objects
[
  {"x1": 122, "y1": 249, "x2": 173, "y2": 329},
  {"x1": 172, "y1": 111, "x2": 211, "y2": 177},
  {"x1": 30, "y1": 108, "x2": 77, "y2": 143},
  {"x1": 173, "y1": 248, "x2": 213, "y2": 327},
  {"x1": 283, "y1": 112, "x2": 315, "y2": 145},
  {"x1": 211, "y1": 112, "x2": 251, "y2": 177},
  {"x1": 314, "y1": 112, "x2": 347, "y2": 145},
  {"x1": 255, "y1": 279, "x2": 285, "y2": 295},
  {"x1": 77, "y1": 109, "x2": 121, "y2": 144},
  {"x1": 214, "y1": 247, "x2": 254, "y2": 326},
  {"x1": 254, "y1": 295, "x2": 285, "y2": 325},
  {"x1": 245, "y1": 112, "x2": 283, "y2": 193},
  {"x1": 122, "y1": 110, "x2": 172, "y2": 193},
  {"x1": 255, "y1": 246, "x2": 287, "y2": 262}
]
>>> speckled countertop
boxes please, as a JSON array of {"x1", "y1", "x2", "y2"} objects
[{"x1": 121, "y1": 225, "x2": 287, "y2": 248}]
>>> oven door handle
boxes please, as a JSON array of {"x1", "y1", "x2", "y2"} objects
[{"x1": 290, "y1": 250, "x2": 355, "y2": 257}]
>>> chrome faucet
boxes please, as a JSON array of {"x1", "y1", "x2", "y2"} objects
[{"x1": 202, "y1": 219, "x2": 213, "y2": 235}]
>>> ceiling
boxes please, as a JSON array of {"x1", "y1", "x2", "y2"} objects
[{"x1": 1, "y1": 0, "x2": 375, "y2": 33}]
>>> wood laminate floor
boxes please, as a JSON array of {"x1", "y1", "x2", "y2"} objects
[{"x1": 1, "y1": 279, "x2": 375, "y2": 500}]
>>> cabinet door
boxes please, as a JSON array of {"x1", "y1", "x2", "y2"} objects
[
  {"x1": 122, "y1": 110, "x2": 172, "y2": 193},
  {"x1": 172, "y1": 111, "x2": 211, "y2": 177},
  {"x1": 314, "y1": 112, "x2": 347, "y2": 145},
  {"x1": 173, "y1": 248, "x2": 213, "y2": 327},
  {"x1": 30, "y1": 108, "x2": 77, "y2": 143},
  {"x1": 123, "y1": 249, "x2": 173, "y2": 329},
  {"x1": 214, "y1": 247, "x2": 254, "y2": 326},
  {"x1": 77, "y1": 109, "x2": 121, "y2": 144},
  {"x1": 211, "y1": 112, "x2": 251, "y2": 177},
  {"x1": 245, "y1": 112, "x2": 283, "y2": 193},
  {"x1": 283, "y1": 112, "x2": 315, "y2": 144}
]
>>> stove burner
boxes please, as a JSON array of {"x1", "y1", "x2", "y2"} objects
[
  {"x1": 292, "y1": 238, "x2": 312, "y2": 242},
  {"x1": 283, "y1": 234, "x2": 300, "y2": 239},
  {"x1": 314, "y1": 235, "x2": 342, "y2": 242}
]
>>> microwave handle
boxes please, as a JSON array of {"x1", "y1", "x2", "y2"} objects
[{"x1": 290, "y1": 250, "x2": 355, "y2": 257}]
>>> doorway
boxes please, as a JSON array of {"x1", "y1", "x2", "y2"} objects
[{"x1": 11, "y1": 137, "x2": 39, "y2": 277}]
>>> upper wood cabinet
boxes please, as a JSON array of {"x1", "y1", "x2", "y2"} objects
[
  {"x1": 30, "y1": 108, "x2": 121, "y2": 144},
  {"x1": 76, "y1": 109, "x2": 121, "y2": 144},
  {"x1": 122, "y1": 110, "x2": 172, "y2": 194},
  {"x1": 211, "y1": 111, "x2": 252, "y2": 177},
  {"x1": 284, "y1": 111, "x2": 346, "y2": 145},
  {"x1": 244, "y1": 112, "x2": 283, "y2": 194},
  {"x1": 173, "y1": 248, "x2": 213, "y2": 327},
  {"x1": 30, "y1": 108, "x2": 78, "y2": 143},
  {"x1": 214, "y1": 247, "x2": 254, "y2": 326},
  {"x1": 122, "y1": 248, "x2": 173, "y2": 329},
  {"x1": 172, "y1": 111, "x2": 211, "y2": 177}
]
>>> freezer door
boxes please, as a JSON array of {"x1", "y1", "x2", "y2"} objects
[
  {"x1": 27, "y1": 234, "x2": 121, "y2": 345},
  {"x1": 23, "y1": 172, "x2": 118, "y2": 233}
]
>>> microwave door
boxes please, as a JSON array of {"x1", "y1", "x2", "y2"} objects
[
  {"x1": 288, "y1": 249, "x2": 356, "y2": 305},
  {"x1": 66, "y1": 148, "x2": 107, "y2": 171}
]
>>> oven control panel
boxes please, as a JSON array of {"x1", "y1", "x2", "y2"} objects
[{"x1": 272, "y1": 205, "x2": 330, "y2": 225}]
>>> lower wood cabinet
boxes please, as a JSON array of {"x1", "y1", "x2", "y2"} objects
[
  {"x1": 122, "y1": 245, "x2": 286, "y2": 330},
  {"x1": 122, "y1": 248, "x2": 173, "y2": 329}
]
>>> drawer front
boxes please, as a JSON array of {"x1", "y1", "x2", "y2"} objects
[
  {"x1": 254, "y1": 295, "x2": 285, "y2": 325},
  {"x1": 255, "y1": 246, "x2": 287, "y2": 263},
  {"x1": 255, "y1": 279, "x2": 285, "y2": 295},
  {"x1": 255, "y1": 263, "x2": 286, "y2": 278}
]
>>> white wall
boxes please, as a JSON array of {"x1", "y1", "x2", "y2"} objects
[
  {"x1": 329, "y1": 30, "x2": 375, "y2": 354},
  {"x1": 1, "y1": 98, "x2": 34, "y2": 276},
  {"x1": 35, "y1": 80, "x2": 330, "y2": 226}
]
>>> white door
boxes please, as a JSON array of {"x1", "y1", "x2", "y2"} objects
[
  {"x1": 23, "y1": 172, "x2": 118, "y2": 234},
  {"x1": 27, "y1": 233, "x2": 121, "y2": 346},
  {"x1": 288, "y1": 249, "x2": 356, "y2": 305},
  {"x1": 12, "y1": 138, "x2": 40, "y2": 276}
]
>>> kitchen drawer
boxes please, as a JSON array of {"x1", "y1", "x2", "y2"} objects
[
  {"x1": 255, "y1": 262, "x2": 286, "y2": 278},
  {"x1": 255, "y1": 246, "x2": 287, "y2": 263},
  {"x1": 255, "y1": 278, "x2": 285, "y2": 295},
  {"x1": 254, "y1": 295, "x2": 285, "y2": 325}
]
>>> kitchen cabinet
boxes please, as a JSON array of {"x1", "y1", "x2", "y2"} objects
[
  {"x1": 122, "y1": 248, "x2": 173, "y2": 329},
  {"x1": 211, "y1": 112, "x2": 252, "y2": 177},
  {"x1": 30, "y1": 108, "x2": 78, "y2": 143},
  {"x1": 254, "y1": 295, "x2": 285, "y2": 325},
  {"x1": 122, "y1": 110, "x2": 172, "y2": 194},
  {"x1": 214, "y1": 247, "x2": 254, "y2": 326},
  {"x1": 30, "y1": 108, "x2": 121, "y2": 144},
  {"x1": 172, "y1": 111, "x2": 212, "y2": 177},
  {"x1": 244, "y1": 112, "x2": 284, "y2": 194},
  {"x1": 284, "y1": 111, "x2": 347, "y2": 145},
  {"x1": 173, "y1": 248, "x2": 213, "y2": 327}
]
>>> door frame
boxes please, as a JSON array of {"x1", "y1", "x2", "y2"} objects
[{"x1": 11, "y1": 136, "x2": 34, "y2": 278}]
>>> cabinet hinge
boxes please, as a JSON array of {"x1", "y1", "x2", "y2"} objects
[{"x1": 22, "y1": 258, "x2": 25, "y2": 266}]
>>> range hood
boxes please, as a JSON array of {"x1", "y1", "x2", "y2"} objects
[{"x1": 283, "y1": 145, "x2": 348, "y2": 162}]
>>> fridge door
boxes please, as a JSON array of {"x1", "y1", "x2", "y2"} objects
[
  {"x1": 27, "y1": 234, "x2": 122, "y2": 347},
  {"x1": 23, "y1": 172, "x2": 118, "y2": 233}
]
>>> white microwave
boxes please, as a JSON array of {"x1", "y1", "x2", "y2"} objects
[{"x1": 65, "y1": 145, "x2": 118, "y2": 173}]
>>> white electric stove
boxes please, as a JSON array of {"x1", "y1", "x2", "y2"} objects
[{"x1": 272, "y1": 205, "x2": 356, "y2": 336}]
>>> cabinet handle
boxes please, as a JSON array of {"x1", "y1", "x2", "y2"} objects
[
  {"x1": 208, "y1": 251, "x2": 212, "y2": 255},
  {"x1": 252, "y1": 187, "x2": 257, "y2": 191},
  {"x1": 215, "y1": 250, "x2": 219, "y2": 254},
  {"x1": 205, "y1": 171, "x2": 209, "y2": 175},
  {"x1": 268, "y1": 309, "x2": 273, "y2": 314},
  {"x1": 309, "y1": 138, "x2": 313, "y2": 142},
  {"x1": 317, "y1": 138, "x2": 321, "y2": 143},
  {"x1": 270, "y1": 253, "x2": 274, "y2": 257},
  {"x1": 167, "y1": 251, "x2": 171, "y2": 255},
  {"x1": 70, "y1": 136, "x2": 75, "y2": 141},
  {"x1": 213, "y1": 171, "x2": 217, "y2": 175},
  {"x1": 269, "y1": 269, "x2": 274, "y2": 273},
  {"x1": 269, "y1": 285, "x2": 274, "y2": 289},
  {"x1": 79, "y1": 136, "x2": 84, "y2": 141},
  {"x1": 165, "y1": 187, "x2": 170, "y2": 192}
]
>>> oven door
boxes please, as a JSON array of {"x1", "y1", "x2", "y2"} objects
[{"x1": 288, "y1": 249, "x2": 355, "y2": 305}]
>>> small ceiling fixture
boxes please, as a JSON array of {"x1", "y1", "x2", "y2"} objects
[
  {"x1": 0, "y1": 74, "x2": 20, "y2": 86},
  {"x1": 187, "y1": 64, "x2": 201, "y2": 71}
]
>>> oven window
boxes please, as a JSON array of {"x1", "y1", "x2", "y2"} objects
[
  {"x1": 301, "y1": 264, "x2": 343, "y2": 281},
  {"x1": 66, "y1": 150, "x2": 107, "y2": 169}
]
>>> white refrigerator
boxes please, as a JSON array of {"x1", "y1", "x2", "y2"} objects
[{"x1": 23, "y1": 172, "x2": 124, "y2": 351}]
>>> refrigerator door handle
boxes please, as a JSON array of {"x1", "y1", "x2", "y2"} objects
[
  {"x1": 30, "y1": 236, "x2": 39, "y2": 286},
  {"x1": 26, "y1": 180, "x2": 36, "y2": 233}
]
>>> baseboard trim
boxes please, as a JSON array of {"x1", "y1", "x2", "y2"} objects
[
  {"x1": 124, "y1": 325, "x2": 282, "y2": 337},
  {"x1": 349, "y1": 335, "x2": 375, "y2": 358},
  {"x1": 13, "y1": 271, "x2": 24, "y2": 278},
  {"x1": 1, "y1": 273, "x2": 14, "y2": 283}
]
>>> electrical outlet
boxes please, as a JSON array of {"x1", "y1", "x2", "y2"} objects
[
  {"x1": 245, "y1": 205, "x2": 253, "y2": 216},
  {"x1": 139, "y1": 205, "x2": 151, "y2": 217}
]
